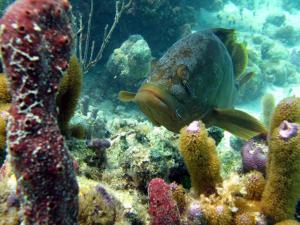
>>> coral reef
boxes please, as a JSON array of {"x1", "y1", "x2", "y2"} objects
[
  {"x1": 148, "y1": 96, "x2": 300, "y2": 224},
  {"x1": 0, "y1": 0, "x2": 78, "y2": 223},
  {"x1": 79, "y1": 183, "x2": 117, "y2": 225},
  {"x1": 0, "y1": 169, "x2": 19, "y2": 225},
  {"x1": 179, "y1": 121, "x2": 222, "y2": 196},
  {"x1": 72, "y1": 0, "x2": 196, "y2": 59},
  {"x1": 265, "y1": 13, "x2": 286, "y2": 27},
  {"x1": 2, "y1": 0, "x2": 300, "y2": 224},
  {"x1": 106, "y1": 34, "x2": 152, "y2": 88}
]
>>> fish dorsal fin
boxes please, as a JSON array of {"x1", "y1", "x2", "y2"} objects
[
  {"x1": 230, "y1": 43, "x2": 248, "y2": 78},
  {"x1": 118, "y1": 91, "x2": 136, "y2": 102},
  {"x1": 211, "y1": 28, "x2": 248, "y2": 78},
  {"x1": 208, "y1": 108, "x2": 267, "y2": 140},
  {"x1": 237, "y1": 72, "x2": 255, "y2": 87}
]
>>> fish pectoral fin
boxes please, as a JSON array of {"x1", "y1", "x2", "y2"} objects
[
  {"x1": 210, "y1": 108, "x2": 267, "y2": 140},
  {"x1": 118, "y1": 91, "x2": 136, "y2": 102}
]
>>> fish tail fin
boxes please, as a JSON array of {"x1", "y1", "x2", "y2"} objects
[
  {"x1": 209, "y1": 108, "x2": 267, "y2": 140},
  {"x1": 212, "y1": 28, "x2": 248, "y2": 78}
]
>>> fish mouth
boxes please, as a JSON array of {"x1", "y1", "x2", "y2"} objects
[{"x1": 135, "y1": 84, "x2": 181, "y2": 132}]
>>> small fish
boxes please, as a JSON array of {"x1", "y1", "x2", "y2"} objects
[{"x1": 119, "y1": 28, "x2": 266, "y2": 140}]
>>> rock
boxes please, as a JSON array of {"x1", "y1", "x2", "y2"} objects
[{"x1": 106, "y1": 35, "x2": 152, "y2": 87}]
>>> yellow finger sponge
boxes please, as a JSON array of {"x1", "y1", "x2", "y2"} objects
[
  {"x1": 57, "y1": 55, "x2": 83, "y2": 136},
  {"x1": 275, "y1": 220, "x2": 300, "y2": 225},
  {"x1": 270, "y1": 97, "x2": 300, "y2": 133},
  {"x1": 261, "y1": 120, "x2": 300, "y2": 223},
  {"x1": 0, "y1": 74, "x2": 11, "y2": 103},
  {"x1": 179, "y1": 120, "x2": 222, "y2": 196}
]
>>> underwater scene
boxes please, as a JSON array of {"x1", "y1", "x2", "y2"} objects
[{"x1": 1, "y1": 0, "x2": 300, "y2": 224}]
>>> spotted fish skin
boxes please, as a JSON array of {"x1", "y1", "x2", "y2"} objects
[{"x1": 138, "y1": 30, "x2": 236, "y2": 131}]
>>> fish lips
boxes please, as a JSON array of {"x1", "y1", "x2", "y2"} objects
[{"x1": 135, "y1": 87, "x2": 181, "y2": 132}]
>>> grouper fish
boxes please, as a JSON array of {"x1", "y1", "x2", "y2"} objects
[{"x1": 119, "y1": 28, "x2": 266, "y2": 140}]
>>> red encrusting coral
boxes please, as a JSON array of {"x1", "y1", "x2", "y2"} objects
[
  {"x1": 0, "y1": 0, "x2": 79, "y2": 224},
  {"x1": 148, "y1": 178, "x2": 181, "y2": 225}
]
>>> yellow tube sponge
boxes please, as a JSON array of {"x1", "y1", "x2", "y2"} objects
[
  {"x1": 275, "y1": 220, "x2": 300, "y2": 225},
  {"x1": 57, "y1": 55, "x2": 83, "y2": 135},
  {"x1": 179, "y1": 120, "x2": 222, "y2": 196},
  {"x1": 0, "y1": 73, "x2": 11, "y2": 103},
  {"x1": 0, "y1": 103, "x2": 10, "y2": 150},
  {"x1": 261, "y1": 120, "x2": 300, "y2": 223},
  {"x1": 270, "y1": 97, "x2": 300, "y2": 134}
]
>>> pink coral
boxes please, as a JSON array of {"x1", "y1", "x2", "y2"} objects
[
  {"x1": 0, "y1": 0, "x2": 78, "y2": 224},
  {"x1": 148, "y1": 178, "x2": 181, "y2": 225}
]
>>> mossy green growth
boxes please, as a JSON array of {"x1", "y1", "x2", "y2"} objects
[
  {"x1": 261, "y1": 121, "x2": 300, "y2": 223},
  {"x1": 79, "y1": 182, "x2": 116, "y2": 225},
  {"x1": 202, "y1": 202, "x2": 233, "y2": 225},
  {"x1": 179, "y1": 121, "x2": 222, "y2": 196},
  {"x1": 57, "y1": 55, "x2": 83, "y2": 136}
]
